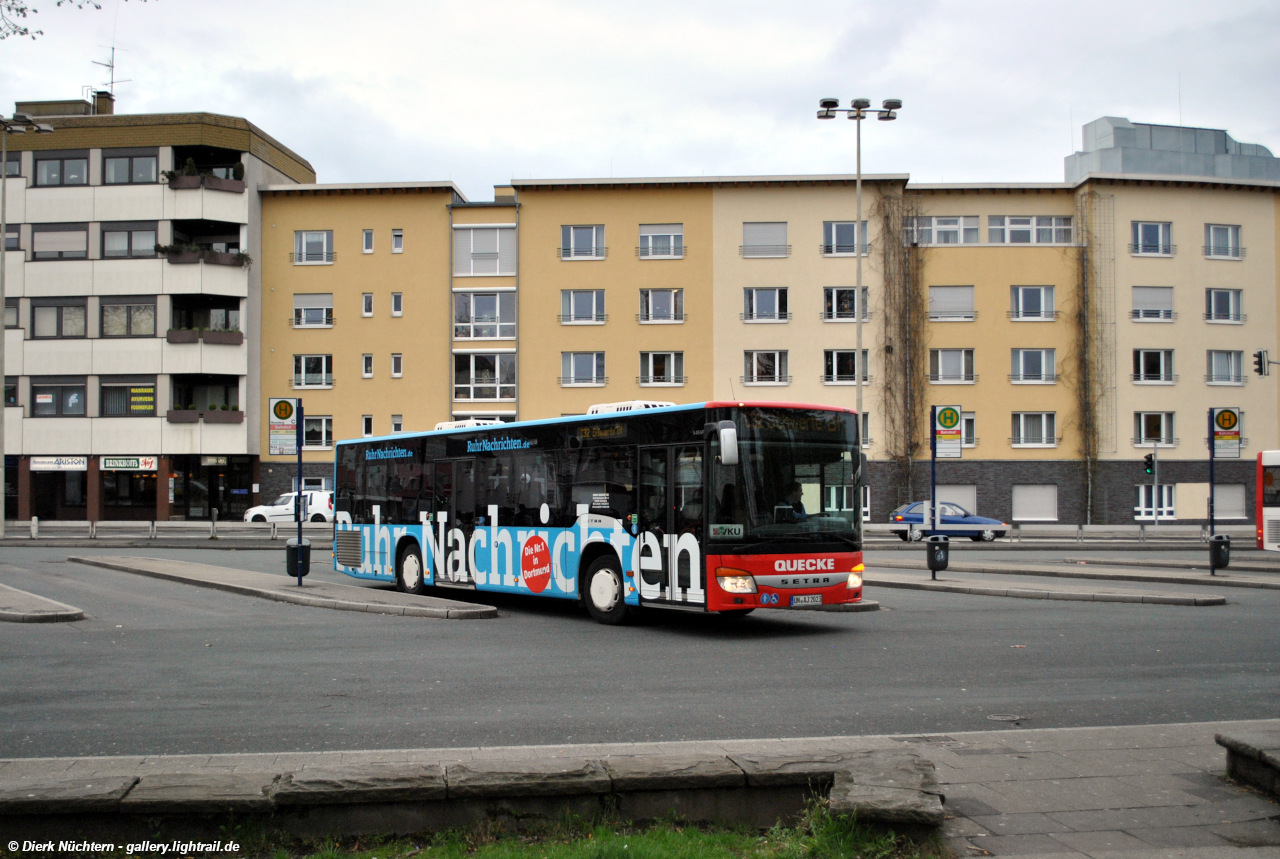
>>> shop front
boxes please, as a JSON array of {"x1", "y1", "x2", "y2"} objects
[{"x1": 167, "y1": 455, "x2": 256, "y2": 521}]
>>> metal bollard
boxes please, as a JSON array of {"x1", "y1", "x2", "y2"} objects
[
  {"x1": 210, "y1": 507, "x2": 218, "y2": 539},
  {"x1": 31, "y1": 516, "x2": 38, "y2": 539}
]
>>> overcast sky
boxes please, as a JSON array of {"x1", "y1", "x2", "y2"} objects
[{"x1": 4, "y1": 0, "x2": 1278, "y2": 201}]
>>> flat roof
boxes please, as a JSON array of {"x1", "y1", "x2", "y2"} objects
[
  {"x1": 509, "y1": 173, "x2": 911, "y2": 190},
  {"x1": 261, "y1": 181, "x2": 466, "y2": 201}
]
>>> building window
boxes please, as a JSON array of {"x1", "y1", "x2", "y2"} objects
[
  {"x1": 100, "y1": 223, "x2": 157, "y2": 258},
  {"x1": 1012, "y1": 485, "x2": 1058, "y2": 521},
  {"x1": 1135, "y1": 484, "x2": 1174, "y2": 521},
  {"x1": 929, "y1": 348, "x2": 975, "y2": 383},
  {"x1": 638, "y1": 224, "x2": 683, "y2": 259},
  {"x1": 31, "y1": 224, "x2": 88, "y2": 259},
  {"x1": 454, "y1": 292, "x2": 516, "y2": 338},
  {"x1": 560, "y1": 289, "x2": 605, "y2": 323},
  {"x1": 1010, "y1": 348, "x2": 1056, "y2": 383},
  {"x1": 1131, "y1": 286, "x2": 1174, "y2": 321},
  {"x1": 1130, "y1": 221, "x2": 1173, "y2": 256},
  {"x1": 1010, "y1": 285, "x2": 1055, "y2": 320},
  {"x1": 742, "y1": 287, "x2": 789, "y2": 322},
  {"x1": 962, "y1": 412, "x2": 977, "y2": 447},
  {"x1": 640, "y1": 352, "x2": 684, "y2": 385},
  {"x1": 1134, "y1": 412, "x2": 1175, "y2": 446},
  {"x1": 362, "y1": 354, "x2": 373, "y2": 378},
  {"x1": 391, "y1": 354, "x2": 403, "y2": 377},
  {"x1": 822, "y1": 221, "x2": 867, "y2": 255},
  {"x1": 1132, "y1": 349, "x2": 1175, "y2": 383},
  {"x1": 31, "y1": 302, "x2": 86, "y2": 338},
  {"x1": 362, "y1": 229, "x2": 374, "y2": 253},
  {"x1": 362, "y1": 415, "x2": 373, "y2": 437},
  {"x1": 303, "y1": 416, "x2": 334, "y2": 450},
  {"x1": 904, "y1": 216, "x2": 978, "y2": 245},
  {"x1": 639, "y1": 288, "x2": 684, "y2": 323},
  {"x1": 391, "y1": 229, "x2": 403, "y2": 253},
  {"x1": 391, "y1": 292, "x2": 403, "y2": 316},
  {"x1": 4, "y1": 224, "x2": 17, "y2": 251},
  {"x1": 823, "y1": 349, "x2": 868, "y2": 384},
  {"x1": 823, "y1": 287, "x2": 867, "y2": 321},
  {"x1": 293, "y1": 230, "x2": 334, "y2": 264},
  {"x1": 561, "y1": 352, "x2": 606, "y2": 386},
  {"x1": 4, "y1": 376, "x2": 16, "y2": 406},
  {"x1": 293, "y1": 355, "x2": 333, "y2": 388},
  {"x1": 100, "y1": 381, "x2": 156, "y2": 417},
  {"x1": 561, "y1": 225, "x2": 606, "y2": 259},
  {"x1": 743, "y1": 351, "x2": 789, "y2": 384},
  {"x1": 32, "y1": 382, "x2": 86, "y2": 416},
  {"x1": 4, "y1": 300, "x2": 17, "y2": 328},
  {"x1": 988, "y1": 216, "x2": 1072, "y2": 244},
  {"x1": 293, "y1": 294, "x2": 333, "y2": 328},
  {"x1": 362, "y1": 293, "x2": 373, "y2": 317},
  {"x1": 3, "y1": 152, "x2": 18, "y2": 177},
  {"x1": 1011, "y1": 412, "x2": 1057, "y2": 447},
  {"x1": 741, "y1": 221, "x2": 788, "y2": 257},
  {"x1": 1204, "y1": 288, "x2": 1243, "y2": 323},
  {"x1": 454, "y1": 353, "x2": 516, "y2": 400},
  {"x1": 100, "y1": 300, "x2": 156, "y2": 337},
  {"x1": 103, "y1": 152, "x2": 158, "y2": 185},
  {"x1": 453, "y1": 226, "x2": 517, "y2": 276},
  {"x1": 1206, "y1": 350, "x2": 1243, "y2": 384},
  {"x1": 35, "y1": 152, "x2": 88, "y2": 187},
  {"x1": 928, "y1": 285, "x2": 975, "y2": 321},
  {"x1": 1204, "y1": 224, "x2": 1242, "y2": 259},
  {"x1": 391, "y1": 415, "x2": 403, "y2": 433}
]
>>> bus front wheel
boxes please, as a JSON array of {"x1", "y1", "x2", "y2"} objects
[
  {"x1": 396, "y1": 544, "x2": 427, "y2": 595},
  {"x1": 584, "y1": 556, "x2": 629, "y2": 625}
]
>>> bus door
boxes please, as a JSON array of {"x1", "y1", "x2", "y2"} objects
[
  {"x1": 433, "y1": 459, "x2": 476, "y2": 587},
  {"x1": 637, "y1": 445, "x2": 705, "y2": 605}
]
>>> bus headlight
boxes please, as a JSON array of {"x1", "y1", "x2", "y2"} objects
[
  {"x1": 716, "y1": 569, "x2": 757, "y2": 594},
  {"x1": 848, "y1": 563, "x2": 864, "y2": 589}
]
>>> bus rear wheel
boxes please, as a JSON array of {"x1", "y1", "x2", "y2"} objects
[
  {"x1": 584, "y1": 556, "x2": 629, "y2": 625},
  {"x1": 396, "y1": 544, "x2": 427, "y2": 595}
]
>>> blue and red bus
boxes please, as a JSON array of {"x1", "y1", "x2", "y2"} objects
[{"x1": 332, "y1": 400, "x2": 865, "y2": 623}]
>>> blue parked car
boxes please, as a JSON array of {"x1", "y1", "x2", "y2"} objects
[{"x1": 889, "y1": 501, "x2": 1008, "y2": 542}]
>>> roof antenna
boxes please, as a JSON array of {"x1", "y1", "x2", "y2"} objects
[{"x1": 92, "y1": 44, "x2": 132, "y2": 99}]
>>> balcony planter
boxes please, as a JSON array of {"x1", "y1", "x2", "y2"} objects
[
  {"x1": 201, "y1": 250, "x2": 241, "y2": 267},
  {"x1": 201, "y1": 175, "x2": 246, "y2": 194},
  {"x1": 156, "y1": 245, "x2": 202, "y2": 265},
  {"x1": 167, "y1": 174, "x2": 203, "y2": 190},
  {"x1": 166, "y1": 409, "x2": 199, "y2": 423},
  {"x1": 166, "y1": 328, "x2": 200, "y2": 344},
  {"x1": 202, "y1": 409, "x2": 244, "y2": 424},
  {"x1": 201, "y1": 329, "x2": 244, "y2": 346}
]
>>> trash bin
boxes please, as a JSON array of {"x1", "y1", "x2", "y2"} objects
[
  {"x1": 286, "y1": 537, "x2": 311, "y2": 578},
  {"x1": 926, "y1": 534, "x2": 949, "y2": 572},
  {"x1": 1209, "y1": 533, "x2": 1230, "y2": 571}
]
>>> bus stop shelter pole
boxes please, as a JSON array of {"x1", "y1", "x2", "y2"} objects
[{"x1": 296, "y1": 403, "x2": 305, "y2": 586}]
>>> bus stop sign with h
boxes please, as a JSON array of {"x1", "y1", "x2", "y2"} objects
[{"x1": 271, "y1": 398, "x2": 309, "y2": 585}]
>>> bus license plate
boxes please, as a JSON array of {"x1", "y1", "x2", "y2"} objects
[{"x1": 791, "y1": 594, "x2": 823, "y2": 607}]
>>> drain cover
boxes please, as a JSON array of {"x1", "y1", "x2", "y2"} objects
[{"x1": 986, "y1": 713, "x2": 1021, "y2": 722}]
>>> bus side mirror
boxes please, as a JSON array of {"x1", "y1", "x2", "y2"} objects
[{"x1": 718, "y1": 422, "x2": 739, "y2": 466}]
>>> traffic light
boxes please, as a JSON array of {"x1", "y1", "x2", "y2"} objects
[
  {"x1": 1143, "y1": 453, "x2": 1155, "y2": 475},
  {"x1": 1254, "y1": 350, "x2": 1270, "y2": 377}
]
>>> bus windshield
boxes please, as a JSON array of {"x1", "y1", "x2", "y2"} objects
[{"x1": 709, "y1": 407, "x2": 861, "y2": 543}]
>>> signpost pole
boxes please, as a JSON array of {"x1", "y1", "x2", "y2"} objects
[
  {"x1": 1208, "y1": 408, "x2": 1216, "y2": 541},
  {"x1": 296, "y1": 403, "x2": 304, "y2": 586},
  {"x1": 930, "y1": 405, "x2": 938, "y2": 579}
]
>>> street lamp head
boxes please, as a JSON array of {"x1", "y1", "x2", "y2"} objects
[
  {"x1": 819, "y1": 97, "x2": 840, "y2": 110},
  {"x1": 11, "y1": 113, "x2": 33, "y2": 123},
  {"x1": 881, "y1": 98, "x2": 903, "y2": 110},
  {"x1": 35, "y1": 124, "x2": 54, "y2": 134},
  {"x1": 4, "y1": 125, "x2": 25, "y2": 135},
  {"x1": 851, "y1": 98, "x2": 871, "y2": 110},
  {"x1": 877, "y1": 111, "x2": 897, "y2": 121},
  {"x1": 816, "y1": 109, "x2": 835, "y2": 120}
]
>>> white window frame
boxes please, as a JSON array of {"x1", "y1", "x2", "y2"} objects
[
  {"x1": 1204, "y1": 224, "x2": 1241, "y2": 259},
  {"x1": 1010, "y1": 285, "x2": 1055, "y2": 320},
  {"x1": 362, "y1": 354, "x2": 373, "y2": 378},
  {"x1": 453, "y1": 225, "x2": 517, "y2": 276},
  {"x1": 1012, "y1": 485, "x2": 1059, "y2": 522},
  {"x1": 391, "y1": 229, "x2": 404, "y2": 253},
  {"x1": 962, "y1": 411, "x2": 977, "y2": 448},
  {"x1": 1135, "y1": 484, "x2": 1175, "y2": 521},
  {"x1": 1011, "y1": 412, "x2": 1057, "y2": 448},
  {"x1": 1131, "y1": 286, "x2": 1174, "y2": 321},
  {"x1": 391, "y1": 292, "x2": 403, "y2": 317},
  {"x1": 293, "y1": 354, "x2": 333, "y2": 389},
  {"x1": 1131, "y1": 221, "x2": 1173, "y2": 256},
  {"x1": 1204, "y1": 288, "x2": 1243, "y2": 323},
  {"x1": 454, "y1": 291, "x2": 516, "y2": 339},
  {"x1": 453, "y1": 352, "x2": 517, "y2": 401},
  {"x1": 292, "y1": 294, "x2": 334, "y2": 328},
  {"x1": 639, "y1": 288, "x2": 684, "y2": 323},
  {"x1": 823, "y1": 349, "x2": 868, "y2": 384},
  {"x1": 929, "y1": 348, "x2": 975, "y2": 384},
  {"x1": 905, "y1": 216, "x2": 978, "y2": 245},
  {"x1": 743, "y1": 350, "x2": 789, "y2": 385},
  {"x1": 391, "y1": 353, "x2": 403, "y2": 378},
  {"x1": 988, "y1": 216, "x2": 1072, "y2": 244},
  {"x1": 1133, "y1": 412, "x2": 1176, "y2": 446},
  {"x1": 362, "y1": 229, "x2": 374, "y2": 254},
  {"x1": 823, "y1": 286, "x2": 868, "y2": 321},
  {"x1": 560, "y1": 289, "x2": 606, "y2": 324},
  {"x1": 929, "y1": 285, "x2": 975, "y2": 321},
  {"x1": 639, "y1": 351, "x2": 685, "y2": 386},
  {"x1": 561, "y1": 225, "x2": 605, "y2": 260},
  {"x1": 293, "y1": 230, "x2": 334, "y2": 265},
  {"x1": 561, "y1": 351, "x2": 607, "y2": 386},
  {"x1": 1010, "y1": 348, "x2": 1056, "y2": 383},
  {"x1": 302, "y1": 416, "x2": 334, "y2": 450},
  {"x1": 1206, "y1": 350, "x2": 1243, "y2": 385},
  {"x1": 741, "y1": 222, "x2": 789, "y2": 258},
  {"x1": 391, "y1": 415, "x2": 403, "y2": 434},
  {"x1": 1132, "y1": 349, "x2": 1175, "y2": 384},
  {"x1": 822, "y1": 221, "x2": 867, "y2": 256},
  {"x1": 362, "y1": 293, "x2": 373, "y2": 317},
  {"x1": 743, "y1": 287, "x2": 789, "y2": 322},
  {"x1": 638, "y1": 224, "x2": 684, "y2": 259}
]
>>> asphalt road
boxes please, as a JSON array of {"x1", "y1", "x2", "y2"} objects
[{"x1": 1, "y1": 545, "x2": 1277, "y2": 758}]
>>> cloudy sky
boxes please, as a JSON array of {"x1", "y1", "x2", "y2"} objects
[{"x1": 4, "y1": 0, "x2": 1278, "y2": 200}]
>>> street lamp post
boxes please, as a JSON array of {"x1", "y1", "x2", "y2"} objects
[
  {"x1": 1, "y1": 113, "x2": 54, "y2": 537},
  {"x1": 815, "y1": 97, "x2": 901, "y2": 426}
]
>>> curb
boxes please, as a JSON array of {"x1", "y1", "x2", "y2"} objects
[
  {"x1": 0, "y1": 583, "x2": 86, "y2": 623},
  {"x1": 865, "y1": 574, "x2": 1227, "y2": 605},
  {"x1": 871, "y1": 557, "x2": 1280, "y2": 590}
]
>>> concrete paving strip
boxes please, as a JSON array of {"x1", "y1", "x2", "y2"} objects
[
  {"x1": 870, "y1": 556, "x2": 1279, "y2": 590},
  {"x1": 0, "y1": 582, "x2": 85, "y2": 623},
  {"x1": 864, "y1": 571, "x2": 1228, "y2": 605},
  {"x1": 69, "y1": 556, "x2": 497, "y2": 620}
]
